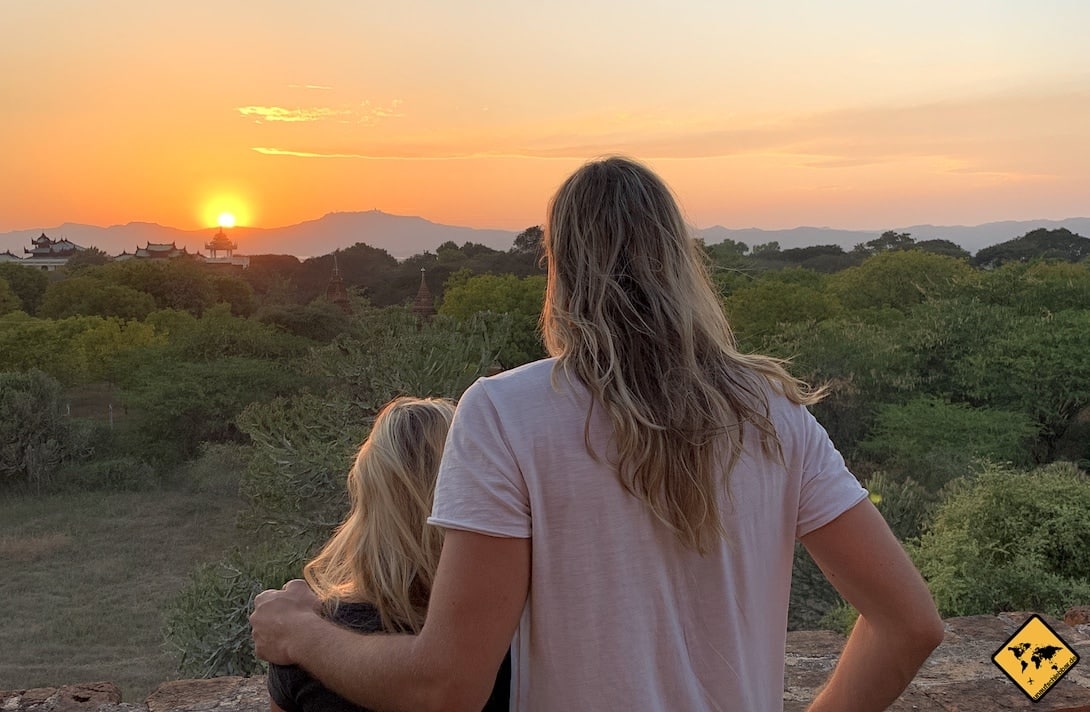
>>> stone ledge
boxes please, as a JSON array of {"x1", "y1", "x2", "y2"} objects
[{"x1": 4, "y1": 613, "x2": 1089, "y2": 711}]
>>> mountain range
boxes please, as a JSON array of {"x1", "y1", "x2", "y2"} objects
[{"x1": 3, "y1": 211, "x2": 1089, "y2": 260}]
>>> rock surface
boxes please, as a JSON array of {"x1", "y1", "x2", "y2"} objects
[{"x1": 3, "y1": 613, "x2": 1089, "y2": 711}]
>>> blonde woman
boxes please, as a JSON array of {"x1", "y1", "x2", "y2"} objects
[
  {"x1": 253, "y1": 157, "x2": 942, "y2": 712},
  {"x1": 265, "y1": 396, "x2": 509, "y2": 712}
]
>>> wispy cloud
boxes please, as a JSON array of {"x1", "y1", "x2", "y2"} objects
[
  {"x1": 238, "y1": 106, "x2": 352, "y2": 123},
  {"x1": 251, "y1": 146, "x2": 564, "y2": 160},
  {"x1": 287, "y1": 84, "x2": 334, "y2": 90},
  {"x1": 237, "y1": 99, "x2": 406, "y2": 125}
]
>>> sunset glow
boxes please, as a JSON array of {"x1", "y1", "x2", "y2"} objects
[
  {"x1": 2, "y1": 1, "x2": 1089, "y2": 238},
  {"x1": 217, "y1": 213, "x2": 236, "y2": 229}
]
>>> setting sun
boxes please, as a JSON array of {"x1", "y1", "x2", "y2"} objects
[{"x1": 217, "y1": 212, "x2": 236, "y2": 228}]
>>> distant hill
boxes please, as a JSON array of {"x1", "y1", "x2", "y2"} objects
[
  {"x1": 697, "y1": 218, "x2": 1090, "y2": 255},
  {"x1": 0, "y1": 211, "x2": 520, "y2": 261},
  {"x1": 3, "y1": 212, "x2": 1089, "y2": 260}
]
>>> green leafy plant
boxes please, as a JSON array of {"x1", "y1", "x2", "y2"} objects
[
  {"x1": 164, "y1": 547, "x2": 301, "y2": 677},
  {"x1": 911, "y1": 462, "x2": 1090, "y2": 616}
]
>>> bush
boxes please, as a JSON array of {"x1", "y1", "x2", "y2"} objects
[
  {"x1": 0, "y1": 370, "x2": 93, "y2": 491},
  {"x1": 912, "y1": 462, "x2": 1090, "y2": 616},
  {"x1": 164, "y1": 547, "x2": 300, "y2": 677}
]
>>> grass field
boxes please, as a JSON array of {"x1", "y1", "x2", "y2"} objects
[{"x1": 0, "y1": 487, "x2": 242, "y2": 701}]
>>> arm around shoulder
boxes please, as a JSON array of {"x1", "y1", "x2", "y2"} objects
[
  {"x1": 800, "y1": 499, "x2": 944, "y2": 712},
  {"x1": 253, "y1": 531, "x2": 529, "y2": 712}
]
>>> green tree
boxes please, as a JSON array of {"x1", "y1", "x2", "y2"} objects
[
  {"x1": 829, "y1": 250, "x2": 973, "y2": 312},
  {"x1": 0, "y1": 313, "x2": 161, "y2": 385},
  {"x1": 912, "y1": 462, "x2": 1090, "y2": 616},
  {"x1": 0, "y1": 369, "x2": 92, "y2": 491},
  {"x1": 97, "y1": 259, "x2": 217, "y2": 314},
  {"x1": 512, "y1": 225, "x2": 544, "y2": 256},
  {"x1": 915, "y1": 239, "x2": 969, "y2": 260},
  {"x1": 62, "y1": 246, "x2": 111, "y2": 273},
  {"x1": 751, "y1": 241, "x2": 781, "y2": 257},
  {"x1": 953, "y1": 309, "x2": 1090, "y2": 461},
  {"x1": 0, "y1": 278, "x2": 20, "y2": 315},
  {"x1": 309, "y1": 306, "x2": 510, "y2": 409},
  {"x1": 762, "y1": 317, "x2": 922, "y2": 449},
  {"x1": 210, "y1": 273, "x2": 256, "y2": 316},
  {"x1": 724, "y1": 279, "x2": 840, "y2": 339},
  {"x1": 896, "y1": 297, "x2": 1015, "y2": 398},
  {"x1": 970, "y1": 260, "x2": 1090, "y2": 314},
  {"x1": 973, "y1": 227, "x2": 1090, "y2": 268},
  {"x1": 0, "y1": 263, "x2": 49, "y2": 313},
  {"x1": 854, "y1": 230, "x2": 915, "y2": 255},
  {"x1": 858, "y1": 397, "x2": 1038, "y2": 489},
  {"x1": 37, "y1": 275, "x2": 156, "y2": 320},
  {"x1": 120, "y1": 356, "x2": 309, "y2": 463},
  {"x1": 254, "y1": 300, "x2": 352, "y2": 342},
  {"x1": 439, "y1": 272, "x2": 546, "y2": 366}
]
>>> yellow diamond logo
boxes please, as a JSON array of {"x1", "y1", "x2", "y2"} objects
[{"x1": 992, "y1": 614, "x2": 1080, "y2": 701}]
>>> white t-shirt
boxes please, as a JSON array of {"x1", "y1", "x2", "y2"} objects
[{"x1": 429, "y1": 358, "x2": 867, "y2": 711}]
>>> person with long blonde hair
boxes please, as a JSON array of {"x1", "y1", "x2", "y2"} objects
[
  {"x1": 265, "y1": 396, "x2": 509, "y2": 712},
  {"x1": 253, "y1": 157, "x2": 942, "y2": 712}
]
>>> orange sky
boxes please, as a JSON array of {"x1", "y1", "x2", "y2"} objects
[{"x1": 2, "y1": 1, "x2": 1089, "y2": 233}]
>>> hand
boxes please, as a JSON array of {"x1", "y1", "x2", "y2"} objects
[{"x1": 250, "y1": 579, "x2": 322, "y2": 665}]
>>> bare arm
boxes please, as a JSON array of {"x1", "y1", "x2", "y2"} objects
[
  {"x1": 251, "y1": 530, "x2": 529, "y2": 712},
  {"x1": 801, "y1": 499, "x2": 944, "y2": 712}
]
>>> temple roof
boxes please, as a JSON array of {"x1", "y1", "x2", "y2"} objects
[
  {"x1": 127, "y1": 242, "x2": 189, "y2": 259},
  {"x1": 206, "y1": 229, "x2": 237, "y2": 252},
  {"x1": 20, "y1": 232, "x2": 83, "y2": 257}
]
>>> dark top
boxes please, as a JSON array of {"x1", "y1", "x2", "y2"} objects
[{"x1": 267, "y1": 601, "x2": 511, "y2": 712}]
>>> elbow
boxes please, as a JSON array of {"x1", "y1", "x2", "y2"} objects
[
  {"x1": 919, "y1": 613, "x2": 946, "y2": 655},
  {"x1": 903, "y1": 608, "x2": 945, "y2": 662},
  {"x1": 406, "y1": 652, "x2": 495, "y2": 712},
  {"x1": 413, "y1": 678, "x2": 491, "y2": 712}
]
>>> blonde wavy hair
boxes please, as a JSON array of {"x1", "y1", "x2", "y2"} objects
[
  {"x1": 304, "y1": 396, "x2": 456, "y2": 632},
  {"x1": 543, "y1": 156, "x2": 824, "y2": 554}
]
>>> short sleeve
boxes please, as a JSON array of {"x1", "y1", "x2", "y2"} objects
[
  {"x1": 429, "y1": 378, "x2": 532, "y2": 538},
  {"x1": 793, "y1": 406, "x2": 869, "y2": 539}
]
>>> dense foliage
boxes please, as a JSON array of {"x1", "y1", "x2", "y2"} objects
[{"x1": 912, "y1": 463, "x2": 1090, "y2": 616}]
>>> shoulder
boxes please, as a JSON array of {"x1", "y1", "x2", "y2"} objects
[
  {"x1": 472, "y1": 357, "x2": 560, "y2": 398},
  {"x1": 456, "y1": 357, "x2": 575, "y2": 420}
]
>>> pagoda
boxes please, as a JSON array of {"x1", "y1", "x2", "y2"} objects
[
  {"x1": 412, "y1": 269, "x2": 435, "y2": 320},
  {"x1": 205, "y1": 229, "x2": 237, "y2": 258},
  {"x1": 202, "y1": 227, "x2": 250, "y2": 268},
  {"x1": 326, "y1": 254, "x2": 352, "y2": 314}
]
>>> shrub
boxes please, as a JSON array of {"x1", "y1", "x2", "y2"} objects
[
  {"x1": 164, "y1": 547, "x2": 300, "y2": 677},
  {"x1": 0, "y1": 370, "x2": 93, "y2": 491},
  {"x1": 912, "y1": 462, "x2": 1090, "y2": 617}
]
